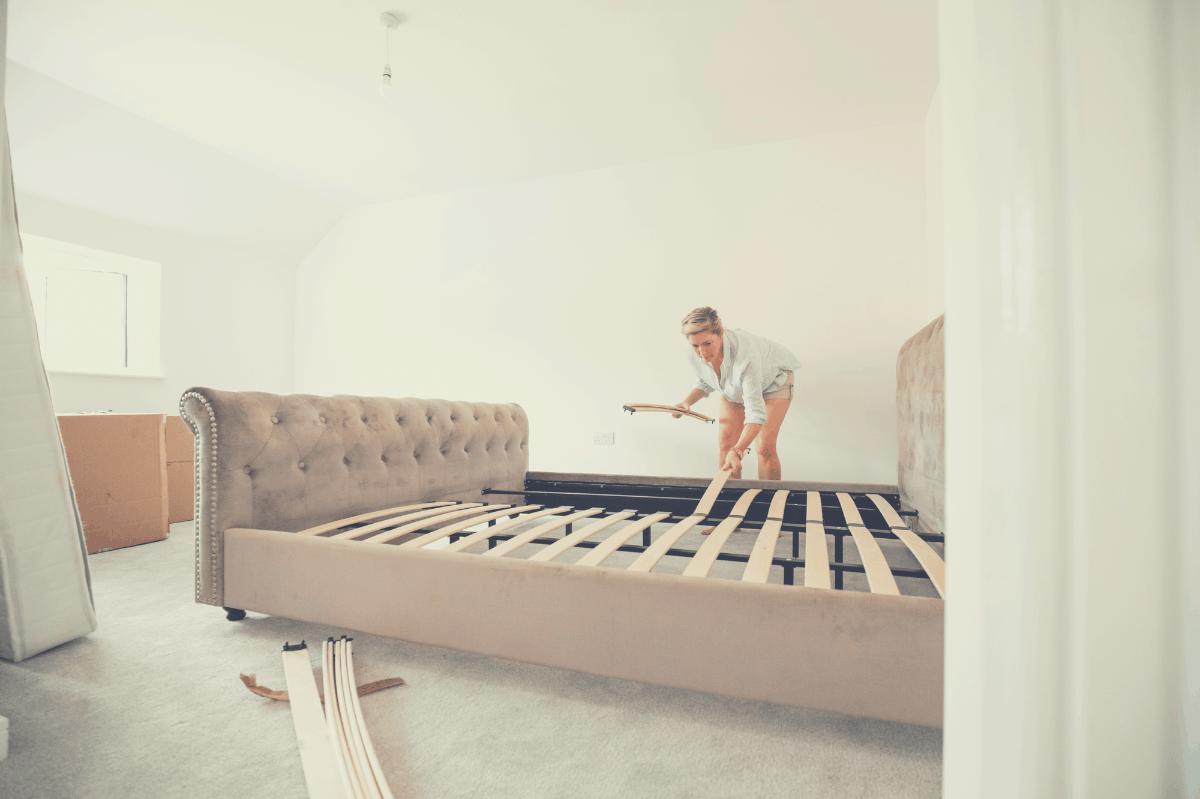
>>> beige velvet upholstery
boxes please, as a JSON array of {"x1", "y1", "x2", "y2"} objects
[
  {"x1": 896, "y1": 315, "x2": 945, "y2": 533},
  {"x1": 224, "y1": 528, "x2": 944, "y2": 728},
  {"x1": 179, "y1": 388, "x2": 528, "y2": 606}
]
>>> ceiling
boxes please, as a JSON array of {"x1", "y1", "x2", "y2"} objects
[{"x1": 6, "y1": 0, "x2": 938, "y2": 259}]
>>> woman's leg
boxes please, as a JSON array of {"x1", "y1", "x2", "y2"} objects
[
  {"x1": 717, "y1": 395, "x2": 746, "y2": 479},
  {"x1": 754, "y1": 398, "x2": 793, "y2": 480}
]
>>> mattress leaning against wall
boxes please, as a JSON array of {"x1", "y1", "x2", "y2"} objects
[{"x1": 0, "y1": 24, "x2": 98, "y2": 661}]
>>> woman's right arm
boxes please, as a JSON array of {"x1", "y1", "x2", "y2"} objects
[{"x1": 672, "y1": 388, "x2": 709, "y2": 418}]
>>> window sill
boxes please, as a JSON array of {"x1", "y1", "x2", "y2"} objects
[{"x1": 47, "y1": 369, "x2": 168, "y2": 380}]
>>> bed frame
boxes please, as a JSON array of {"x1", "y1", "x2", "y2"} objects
[{"x1": 181, "y1": 388, "x2": 944, "y2": 729}]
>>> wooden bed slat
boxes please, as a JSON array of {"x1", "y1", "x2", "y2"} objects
[
  {"x1": 297, "y1": 502, "x2": 456, "y2": 536},
  {"x1": 401, "y1": 505, "x2": 543, "y2": 549},
  {"x1": 360, "y1": 504, "x2": 508, "y2": 545},
  {"x1": 529, "y1": 511, "x2": 636, "y2": 562},
  {"x1": 622, "y1": 402, "x2": 715, "y2": 423},
  {"x1": 692, "y1": 469, "x2": 733, "y2": 517},
  {"x1": 683, "y1": 489, "x2": 761, "y2": 578},
  {"x1": 627, "y1": 515, "x2": 706, "y2": 572},
  {"x1": 804, "y1": 491, "x2": 831, "y2": 590},
  {"x1": 573, "y1": 512, "x2": 670, "y2": 567},
  {"x1": 837, "y1": 493, "x2": 899, "y2": 595},
  {"x1": 327, "y1": 504, "x2": 483, "y2": 541},
  {"x1": 441, "y1": 507, "x2": 573, "y2": 552},
  {"x1": 742, "y1": 490, "x2": 789, "y2": 583},
  {"x1": 682, "y1": 516, "x2": 742, "y2": 577},
  {"x1": 483, "y1": 508, "x2": 605, "y2": 558},
  {"x1": 866, "y1": 494, "x2": 946, "y2": 598},
  {"x1": 281, "y1": 644, "x2": 346, "y2": 799}
]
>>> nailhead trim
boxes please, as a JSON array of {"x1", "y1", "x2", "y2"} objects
[{"x1": 179, "y1": 391, "x2": 219, "y2": 606}]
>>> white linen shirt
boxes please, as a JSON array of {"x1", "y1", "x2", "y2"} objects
[{"x1": 689, "y1": 328, "x2": 802, "y2": 426}]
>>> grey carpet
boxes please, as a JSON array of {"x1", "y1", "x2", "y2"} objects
[{"x1": 0, "y1": 522, "x2": 942, "y2": 798}]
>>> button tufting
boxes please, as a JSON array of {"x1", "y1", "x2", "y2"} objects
[
  {"x1": 270, "y1": 416, "x2": 279, "y2": 424},
  {"x1": 298, "y1": 461, "x2": 305, "y2": 469},
  {"x1": 244, "y1": 466, "x2": 251, "y2": 474},
  {"x1": 381, "y1": 455, "x2": 387, "y2": 463},
  {"x1": 343, "y1": 458, "x2": 350, "y2": 465},
  {"x1": 319, "y1": 416, "x2": 326, "y2": 423},
  {"x1": 361, "y1": 416, "x2": 368, "y2": 423}
]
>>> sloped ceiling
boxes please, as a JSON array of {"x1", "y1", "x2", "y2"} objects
[{"x1": 6, "y1": 0, "x2": 937, "y2": 260}]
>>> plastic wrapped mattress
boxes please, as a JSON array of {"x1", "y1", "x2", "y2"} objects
[{"x1": 0, "y1": 101, "x2": 97, "y2": 661}]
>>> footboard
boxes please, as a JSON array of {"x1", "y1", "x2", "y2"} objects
[{"x1": 178, "y1": 388, "x2": 528, "y2": 606}]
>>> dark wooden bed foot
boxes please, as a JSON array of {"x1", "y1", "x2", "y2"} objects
[{"x1": 223, "y1": 607, "x2": 247, "y2": 621}]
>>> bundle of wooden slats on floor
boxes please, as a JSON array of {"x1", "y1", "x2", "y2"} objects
[
  {"x1": 281, "y1": 638, "x2": 395, "y2": 799},
  {"x1": 294, "y1": 470, "x2": 945, "y2": 598}
]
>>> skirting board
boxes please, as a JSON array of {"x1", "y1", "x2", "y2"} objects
[{"x1": 223, "y1": 529, "x2": 944, "y2": 728}]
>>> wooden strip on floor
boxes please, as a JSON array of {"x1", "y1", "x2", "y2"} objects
[
  {"x1": 360, "y1": 505, "x2": 508, "y2": 545},
  {"x1": 627, "y1": 515, "x2": 706, "y2": 572},
  {"x1": 328, "y1": 504, "x2": 483, "y2": 541},
  {"x1": 683, "y1": 489, "x2": 761, "y2": 578},
  {"x1": 441, "y1": 507, "x2": 573, "y2": 553},
  {"x1": 574, "y1": 512, "x2": 670, "y2": 567},
  {"x1": 335, "y1": 638, "x2": 378, "y2": 799},
  {"x1": 529, "y1": 511, "x2": 636, "y2": 562},
  {"x1": 742, "y1": 490, "x2": 789, "y2": 583},
  {"x1": 866, "y1": 494, "x2": 946, "y2": 598},
  {"x1": 837, "y1": 493, "x2": 899, "y2": 596},
  {"x1": 322, "y1": 640, "x2": 358, "y2": 799},
  {"x1": 483, "y1": 508, "x2": 605, "y2": 558},
  {"x1": 804, "y1": 491, "x2": 831, "y2": 589},
  {"x1": 281, "y1": 644, "x2": 347, "y2": 799},
  {"x1": 401, "y1": 505, "x2": 543, "y2": 549},
  {"x1": 342, "y1": 639, "x2": 395, "y2": 799},
  {"x1": 692, "y1": 469, "x2": 733, "y2": 517},
  {"x1": 297, "y1": 502, "x2": 455, "y2": 536}
]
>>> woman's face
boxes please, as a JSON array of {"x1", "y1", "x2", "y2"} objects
[{"x1": 688, "y1": 331, "x2": 723, "y2": 363}]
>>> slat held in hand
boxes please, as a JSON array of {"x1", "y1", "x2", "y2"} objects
[
  {"x1": 529, "y1": 511, "x2": 636, "y2": 562},
  {"x1": 742, "y1": 490, "x2": 789, "y2": 583},
  {"x1": 483, "y1": 508, "x2": 605, "y2": 558},
  {"x1": 360, "y1": 505, "x2": 509, "y2": 545},
  {"x1": 837, "y1": 493, "x2": 899, "y2": 595},
  {"x1": 328, "y1": 504, "x2": 484, "y2": 541},
  {"x1": 804, "y1": 491, "x2": 831, "y2": 590},
  {"x1": 296, "y1": 502, "x2": 456, "y2": 536},
  {"x1": 866, "y1": 494, "x2": 945, "y2": 598},
  {"x1": 692, "y1": 468, "x2": 733, "y2": 517},
  {"x1": 441, "y1": 507, "x2": 573, "y2": 553},
  {"x1": 574, "y1": 512, "x2": 670, "y2": 567},
  {"x1": 401, "y1": 505, "x2": 543, "y2": 549},
  {"x1": 684, "y1": 489, "x2": 762, "y2": 578}
]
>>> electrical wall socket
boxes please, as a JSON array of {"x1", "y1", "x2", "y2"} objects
[{"x1": 593, "y1": 432, "x2": 614, "y2": 445}]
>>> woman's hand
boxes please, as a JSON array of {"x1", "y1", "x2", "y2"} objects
[
  {"x1": 671, "y1": 402, "x2": 689, "y2": 419},
  {"x1": 722, "y1": 447, "x2": 743, "y2": 472}
]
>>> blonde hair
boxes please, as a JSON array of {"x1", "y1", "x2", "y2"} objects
[{"x1": 681, "y1": 306, "x2": 723, "y2": 337}]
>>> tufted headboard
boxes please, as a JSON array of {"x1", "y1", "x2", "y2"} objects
[{"x1": 179, "y1": 388, "x2": 529, "y2": 606}]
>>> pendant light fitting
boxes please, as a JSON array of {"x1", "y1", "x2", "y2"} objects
[{"x1": 379, "y1": 13, "x2": 400, "y2": 98}]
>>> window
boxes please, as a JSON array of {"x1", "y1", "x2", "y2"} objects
[{"x1": 21, "y1": 233, "x2": 162, "y2": 378}]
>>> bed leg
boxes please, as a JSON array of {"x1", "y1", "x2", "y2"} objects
[{"x1": 223, "y1": 607, "x2": 247, "y2": 621}]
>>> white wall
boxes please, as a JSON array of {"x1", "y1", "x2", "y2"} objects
[
  {"x1": 296, "y1": 123, "x2": 929, "y2": 485},
  {"x1": 925, "y1": 83, "x2": 945, "y2": 319},
  {"x1": 16, "y1": 192, "x2": 297, "y2": 415}
]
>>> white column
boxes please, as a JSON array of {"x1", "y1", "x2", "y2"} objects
[{"x1": 941, "y1": 1, "x2": 1200, "y2": 797}]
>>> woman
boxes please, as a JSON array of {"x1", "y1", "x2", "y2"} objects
[{"x1": 672, "y1": 307, "x2": 801, "y2": 480}]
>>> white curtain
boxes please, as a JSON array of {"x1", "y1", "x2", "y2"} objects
[{"x1": 0, "y1": 0, "x2": 98, "y2": 662}]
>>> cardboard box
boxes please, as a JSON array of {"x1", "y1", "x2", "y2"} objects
[
  {"x1": 57, "y1": 413, "x2": 169, "y2": 554},
  {"x1": 164, "y1": 415, "x2": 195, "y2": 523}
]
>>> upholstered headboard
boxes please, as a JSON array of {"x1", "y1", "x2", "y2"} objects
[
  {"x1": 179, "y1": 388, "x2": 529, "y2": 606},
  {"x1": 896, "y1": 315, "x2": 945, "y2": 534}
]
